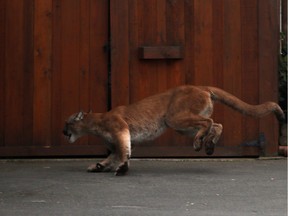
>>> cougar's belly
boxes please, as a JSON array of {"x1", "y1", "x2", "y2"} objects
[{"x1": 129, "y1": 121, "x2": 167, "y2": 143}]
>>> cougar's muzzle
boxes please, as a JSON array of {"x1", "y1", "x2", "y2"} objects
[
  {"x1": 62, "y1": 124, "x2": 72, "y2": 139},
  {"x1": 62, "y1": 129, "x2": 69, "y2": 137}
]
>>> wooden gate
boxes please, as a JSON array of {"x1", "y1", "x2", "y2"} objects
[
  {"x1": 0, "y1": 0, "x2": 280, "y2": 157},
  {"x1": 110, "y1": 0, "x2": 280, "y2": 157},
  {"x1": 0, "y1": 0, "x2": 109, "y2": 157}
]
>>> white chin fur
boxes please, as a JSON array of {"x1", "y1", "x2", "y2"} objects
[{"x1": 68, "y1": 134, "x2": 78, "y2": 143}]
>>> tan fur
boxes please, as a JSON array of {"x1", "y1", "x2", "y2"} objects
[{"x1": 63, "y1": 85, "x2": 285, "y2": 176}]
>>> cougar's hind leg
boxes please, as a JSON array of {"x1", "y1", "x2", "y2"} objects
[
  {"x1": 203, "y1": 123, "x2": 223, "y2": 155},
  {"x1": 166, "y1": 112, "x2": 213, "y2": 152}
]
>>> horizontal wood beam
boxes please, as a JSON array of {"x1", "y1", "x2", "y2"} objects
[
  {"x1": 139, "y1": 46, "x2": 184, "y2": 59},
  {"x1": 0, "y1": 145, "x2": 260, "y2": 158}
]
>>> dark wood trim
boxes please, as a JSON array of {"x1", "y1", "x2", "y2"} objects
[
  {"x1": 0, "y1": 145, "x2": 260, "y2": 158},
  {"x1": 132, "y1": 146, "x2": 260, "y2": 158},
  {"x1": 258, "y1": 0, "x2": 280, "y2": 156},
  {"x1": 0, "y1": 145, "x2": 107, "y2": 158}
]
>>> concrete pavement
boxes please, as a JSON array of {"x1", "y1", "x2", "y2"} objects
[{"x1": 0, "y1": 158, "x2": 287, "y2": 216}]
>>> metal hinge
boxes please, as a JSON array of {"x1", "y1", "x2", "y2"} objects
[{"x1": 241, "y1": 133, "x2": 266, "y2": 151}]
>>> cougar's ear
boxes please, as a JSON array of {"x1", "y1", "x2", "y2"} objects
[{"x1": 75, "y1": 111, "x2": 84, "y2": 121}]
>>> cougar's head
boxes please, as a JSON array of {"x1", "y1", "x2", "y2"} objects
[{"x1": 63, "y1": 111, "x2": 87, "y2": 143}]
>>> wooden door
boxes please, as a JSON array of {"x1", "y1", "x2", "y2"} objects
[
  {"x1": 0, "y1": 0, "x2": 109, "y2": 157},
  {"x1": 0, "y1": 0, "x2": 280, "y2": 158},
  {"x1": 110, "y1": 0, "x2": 280, "y2": 157}
]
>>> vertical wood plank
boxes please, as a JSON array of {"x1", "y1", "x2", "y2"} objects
[
  {"x1": 3, "y1": 0, "x2": 34, "y2": 147},
  {"x1": 128, "y1": 0, "x2": 140, "y2": 102},
  {"x1": 52, "y1": 0, "x2": 81, "y2": 146},
  {"x1": 110, "y1": 0, "x2": 130, "y2": 107},
  {"x1": 184, "y1": 0, "x2": 194, "y2": 84},
  {"x1": 193, "y1": 0, "x2": 213, "y2": 85},
  {"x1": 166, "y1": 0, "x2": 185, "y2": 87},
  {"x1": 240, "y1": 0, "x2": 259, "y2": 143},
  {"x1": 133, "y1": 0, "x2": 158, "y2": 101},
  {"x1": 165, "y1": 0, "x2": 187, "y2": 146},
  {"x1": 90, "y1": 0, "x2": 109, "y2": 113},
  {"x1": 130, "y1": 0, "x2": 166, "y2": 146},
  {"x1": 61, "y1": 0, "x2": 80, "y2": 114},
  {"x1": 0, "y1": 0, "x2": 6, "y2": 146},
  {"x1": 22, "y1": 0, "x2": 34, "y2": 146},
  {"x1": 157, "y1": 0, "x2": 166, "y2": 45},
  {"x1": 51, "y1": 0, "x2": 63, "y2": 146},
  {"x1": 223, "y1": 0, "x2": 243, "y2": 147},
  {"x1": 211, "y1": 0, "x2": 224, "y2": 145},
  {"x1": 156, "y1": 0, "x2": 167, "y2": 92},
  {"x1": 5, "y1": 0, "x2": 25, "y2": 146},
  {"x1": 89, "y1": 0, "x2": 109, "y2": 148},
  {"x1": 166, "y1": 0, "x2": 184, "y2": 45},
  {"x1": 33, "y1": 0, "x2": 52, "y2": 146},
  {"x1": 259, "y1": 0, "x2": 280, "y2": 155},
  {"x1": 0, "y1": 0, "x2": 33, "y2": 148},
  {"x1": 61, "y1": 0, "x2": 81, "y2": 146},
  {"x1": 212, "y1": 0, "x2": 224, "y2": 88},
  {"x1": 78, "y1": 0, "x2": 91, "y2": 146},
  {"x1": 79, "y1": 0, "x2": 90, "y2": 111}
]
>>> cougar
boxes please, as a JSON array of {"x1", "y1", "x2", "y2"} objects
[{"x1": 63, "y1": 85, "x2": 285, "y2": 176}]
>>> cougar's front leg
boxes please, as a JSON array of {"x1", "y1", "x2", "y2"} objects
[
  {"x1": 87, "y1": 153, "x2": 116, "y2": 173},
  {"x1": 87, "y1": 141, "x2": 117, "y2": 172},
  {"x1": 114, "y1": 128, "x2": 131, "y2": 176}
]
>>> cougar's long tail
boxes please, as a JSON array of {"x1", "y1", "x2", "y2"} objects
[{"x1": 205, "y1": 86, "x2": 285, "y2": 122}]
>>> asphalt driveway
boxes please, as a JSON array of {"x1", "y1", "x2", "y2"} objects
[{"x1": 0, "y1": 158, "x2": 287, "y2": 216}]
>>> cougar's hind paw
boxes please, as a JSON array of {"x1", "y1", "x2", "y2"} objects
[
  {"x1": 115, "y1": 162, "x2": 129, "y2": 176},
  {"x1": 87, "y1": 163, "x2": 105, "y2": 172},
  {"x1": 205, "y1": 141, "x2": 215, "y2": 155},
  {"x1": 193, "y1": 139, "x2": 202, "y2": 152}
]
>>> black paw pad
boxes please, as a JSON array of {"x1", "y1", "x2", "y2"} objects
[
  {"x1": 87, "y1": 163, "x2": 105, "y2": 172},
  {"x1": 115, "y1": 162, "x2": 129, "y2": 176},
  {"x1": 96, "y1": 163, "x2": 105, "y2": 170},
  {"x1": 205, "y1": 142, "x2": 215, "y2": 155}
]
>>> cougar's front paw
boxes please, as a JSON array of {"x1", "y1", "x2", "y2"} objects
[
  {"x1": 87, "y1": 163, "x2": 105, "y2": 172},
  {"x1": 115, "y1": 161, "x2": 129, "y2": 176}
]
